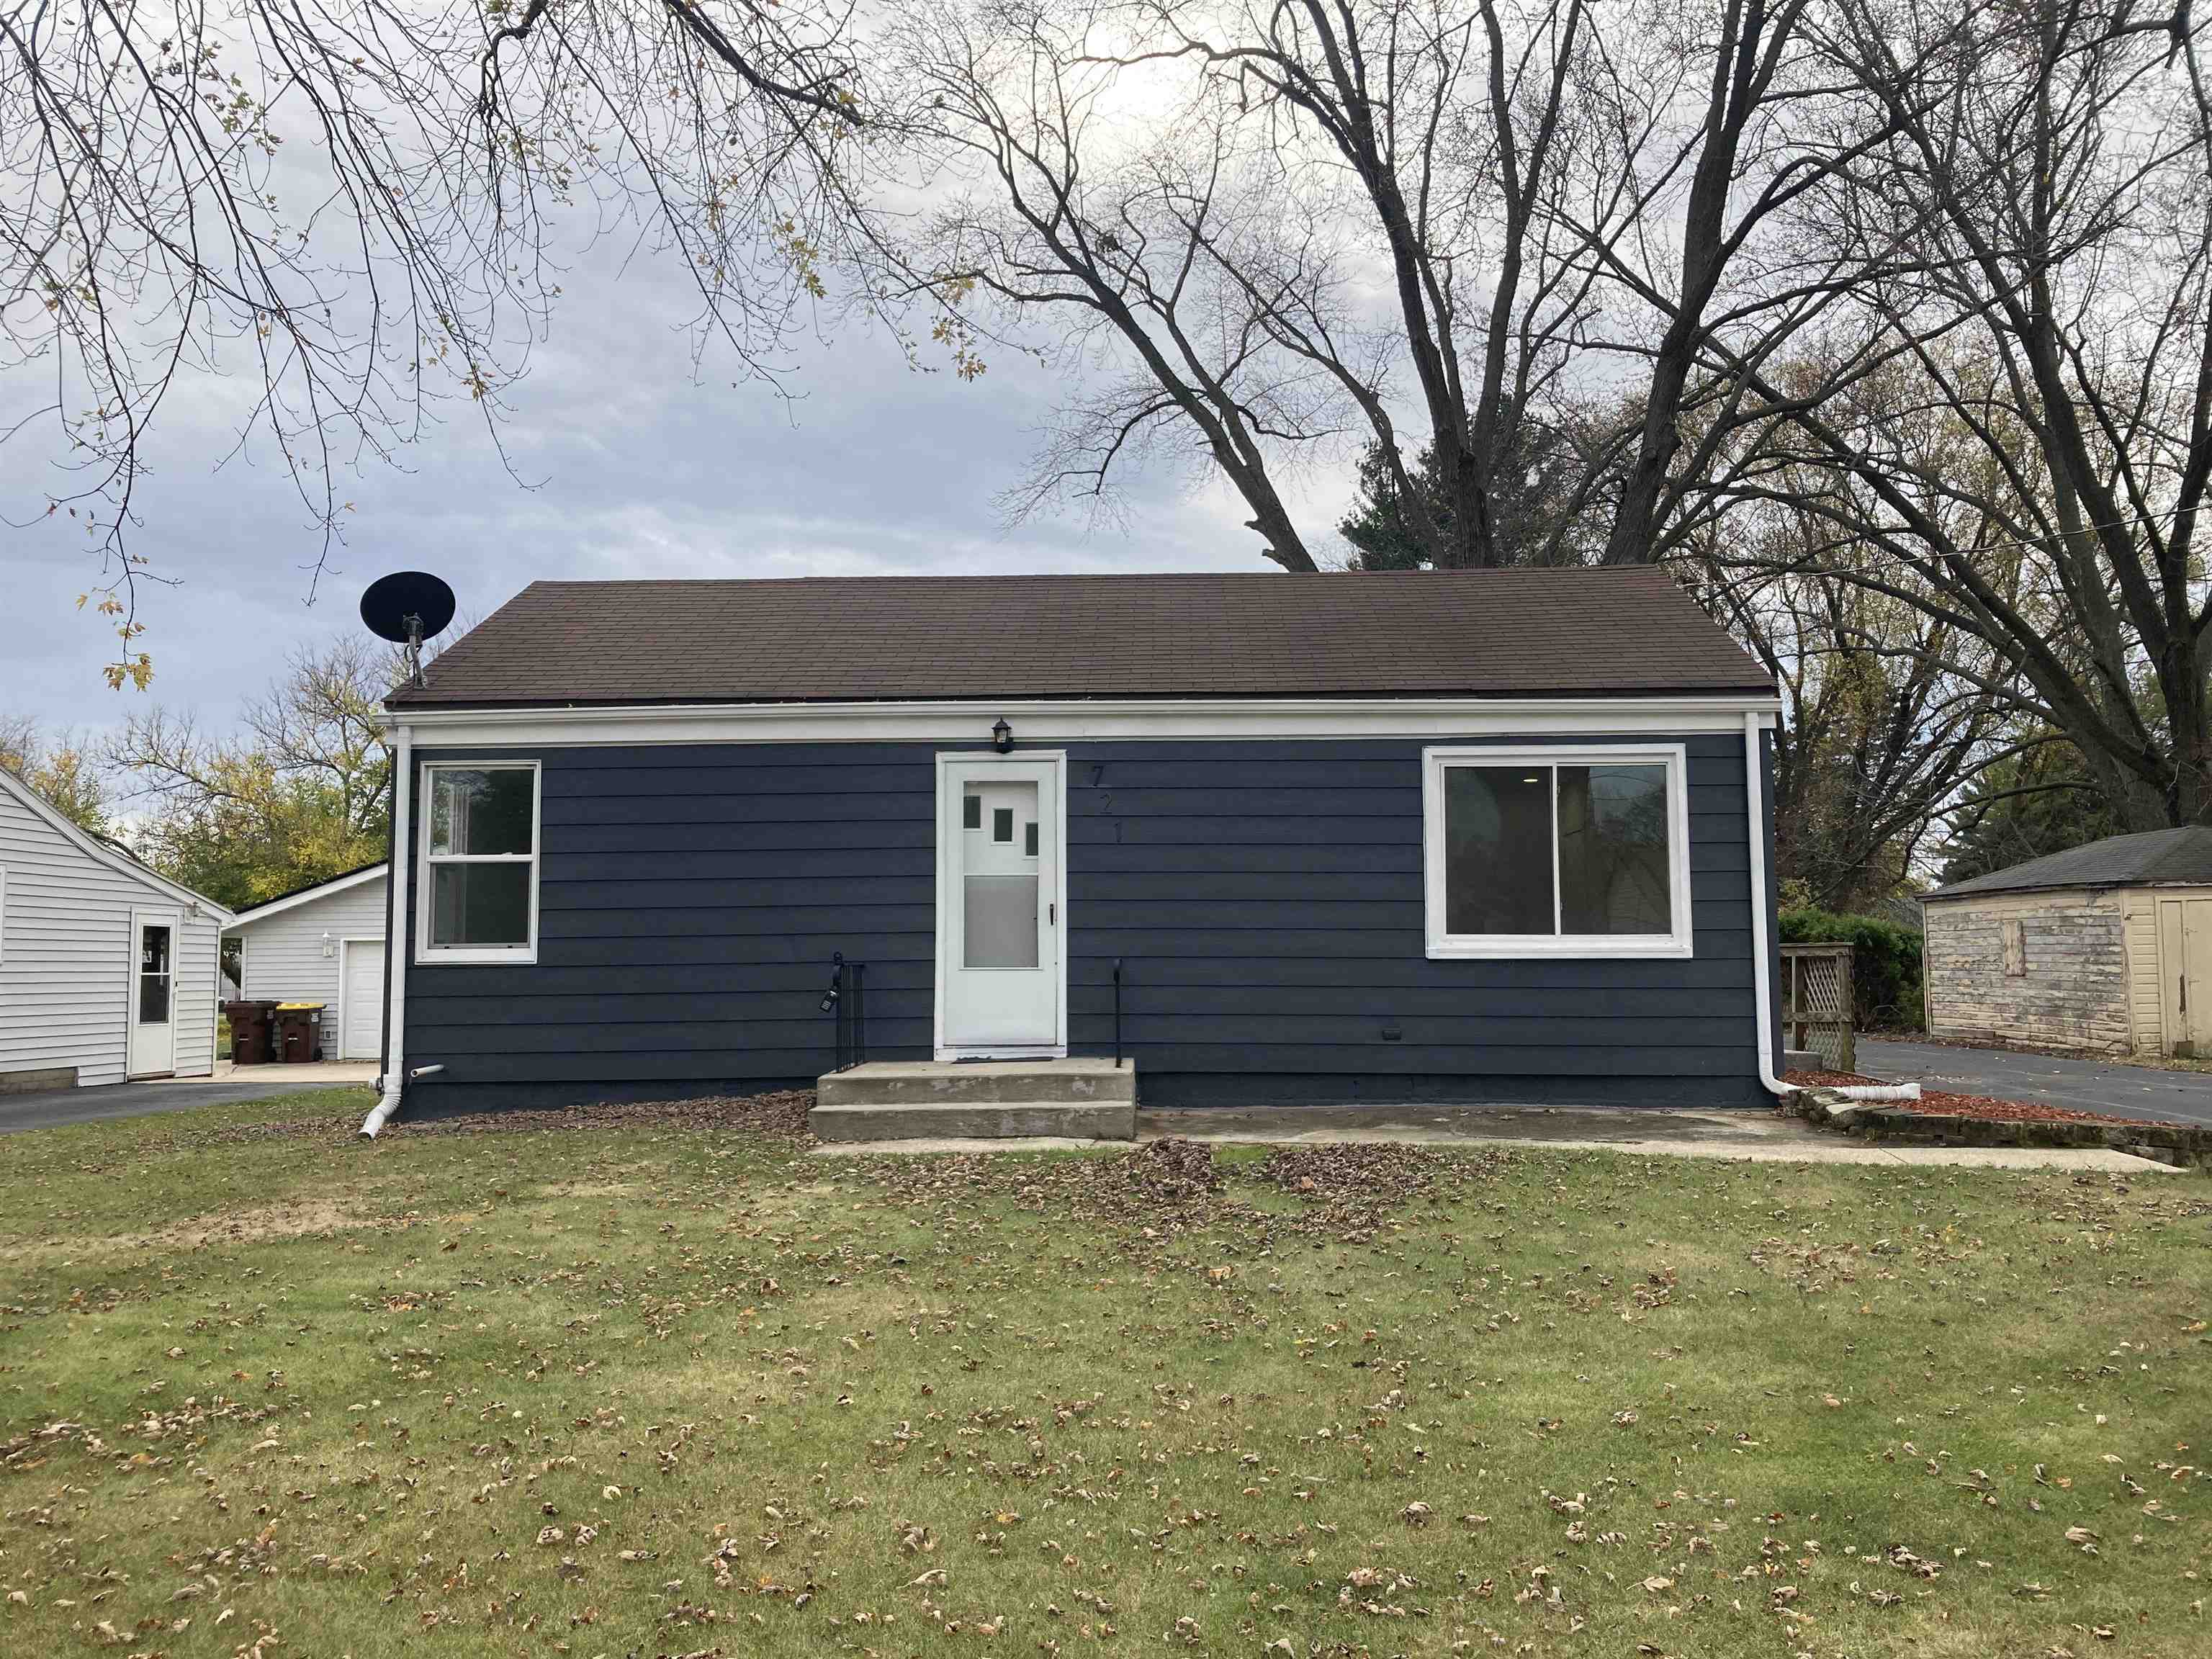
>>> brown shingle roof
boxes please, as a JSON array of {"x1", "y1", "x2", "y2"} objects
[
  {"x1": 1927, "y1": 827, "x2": 2212, "y2": 899},
  {"x1": 387, "y1": 569, "x2": 1773, "y2": 708}
]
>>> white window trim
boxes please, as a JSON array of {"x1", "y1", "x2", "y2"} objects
[
  {"x1": 1422, "y1": 743, "x2": 1694, "y2": 960},
  {"x1": 415, "y1": 759, "x2": 541, "y2": 966}
]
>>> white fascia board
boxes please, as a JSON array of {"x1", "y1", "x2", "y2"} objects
[
  {"x1": 225, "y1": 863, "x2": 390, "y2": 932},
  {"x1": 384, "y1": 695, "x2": 1782, "y2": 748},
  {"x1": 0, "y1": 765, "x2": 235, "y2": 922}
]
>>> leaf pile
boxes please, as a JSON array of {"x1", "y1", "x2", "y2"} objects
[{"x1": 1257, "y1": 1141, "x2": 1509, "y2": 1239}]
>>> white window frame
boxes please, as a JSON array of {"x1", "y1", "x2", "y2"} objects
[
  {"x1": 1422, "y1": 743, "x2": 1694, "y2": 960},
  {"x1": 415, "y1": 759, "x2": 541, "y2": 965}
]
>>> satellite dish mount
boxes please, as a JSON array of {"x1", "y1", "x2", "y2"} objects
[{"x1": 359, "y1": 571, "x2": 457, "y2": 690}]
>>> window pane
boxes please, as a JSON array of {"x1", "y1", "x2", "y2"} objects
[
  {"x1": 430, "y1": 768, "x2": 534, "y2": 856},
  {"x1": 963, "y1": 875, "x2": 1038, "y2": 967},
  {"x1": 1556, "y1": 765, "x2": 1672, "y2": 935},
  {"x1": 1024, "y1": 820, "x2": 1038, "y2": 858},
  {"x1": 430, "y1": 863, "x2": 531, "y2": 948},
  {"x1": 138, "y1": 926, "x2": 172, "y2": 1023},
  {"x1": 993, "y1": 806, "x2": 1013, "y2": 842},
  {"x1": 963, "y1": 793, "x2": 981, "y2": 830},
  {"x1": 1443, "y1": 768, "x2": 1554, "y2": 935}
]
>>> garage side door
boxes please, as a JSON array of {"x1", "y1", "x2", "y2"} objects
[{"x1": 341, "y1": 940, "x2": 385, "y2": 1061}]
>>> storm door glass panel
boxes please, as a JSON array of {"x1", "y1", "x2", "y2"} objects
[
  {"x1": 1442, "y1": 768, "x2": 1553, "y2": 935},
  {"x1": 138, "y1": 925, "x2": 173, "y2": 1023},
  {"x1": 430, "y1": 863, "x2": 531, "y2": 947},
  {"x1": 963, "y1": 780, "x2": 1040, "y2": 968},
  {"x1": 1555, "y1": 765, "x2": 1671, "y2": 934}
]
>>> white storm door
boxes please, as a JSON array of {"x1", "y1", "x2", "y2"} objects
[
  {"x1": 128, "y1": 909, "x2": 179, "y2": 1078},
  {"x1": 938, "y1": 755, "x2": 1064, "y2": 1057},
  {"x1": 341, "y1": 940, "x2": 386, "y2": 1059}
]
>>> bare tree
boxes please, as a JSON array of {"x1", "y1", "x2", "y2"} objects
[
  {"x1": 888, "y1": 0, "x2": 1911, "y2": 570},
  {"x1": 1723, "y1": 1, "x2": 2212, "y2": 829},
  {"x1": 2, "y1": 0, "x2": 880, "y2": 683},
  {"x1": 107, "y1": 636, "x2": 409, "y2": 903},
  {"x1": 1681, "y1": 513, "x2": 2009, "y2": 907}
]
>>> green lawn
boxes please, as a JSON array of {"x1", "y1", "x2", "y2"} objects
[{"x1": 1, "y1": 1090, "x2": 2206, "y2": 1658}]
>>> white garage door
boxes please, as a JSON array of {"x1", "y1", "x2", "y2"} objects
[{"x1": 341, "y1": 940, "x2": 386, "y2": 1060}]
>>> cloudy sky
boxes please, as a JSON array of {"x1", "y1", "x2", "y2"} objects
[{"x1": 4, "y1": 241, "x2": 1357, "y2": 745}]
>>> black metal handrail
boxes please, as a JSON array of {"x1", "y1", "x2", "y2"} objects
[
  {"x1": 1112, "y1": 958, "x2": 1124, "y2": 1069},
  {"x1": 824, "y1": 953, "x2": 868, "y2": 1072}
]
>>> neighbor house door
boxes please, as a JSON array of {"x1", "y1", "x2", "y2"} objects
[
  {"x1": 128, "y1": 909, "x2": 179, "y2": 1079},
  {"x1": 341, "y1": 939, "x2": 385, "y2": 1060},
  {"x1": 2158, "y1": 898, "x2": 2212, "y2": 1055},
  {"x1": 936, "y1": 754, "x2": 1064, "y2": 1058}
]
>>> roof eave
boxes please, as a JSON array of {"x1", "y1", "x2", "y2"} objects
[{"x1": 225, "y1": 863, "x2": 389, "y2": 928}]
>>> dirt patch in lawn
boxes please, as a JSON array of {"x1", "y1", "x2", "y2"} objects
[
  {"x1": 1, "y1": 1195, "x2": 369, "y2": 1262},
  {"x1": 863, "y1": 1134, "x2": 1509, "y2": 1249}
]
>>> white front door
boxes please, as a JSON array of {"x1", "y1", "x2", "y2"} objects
[
  {"x1": 341, "y1": 939, "x2": 386, "y2": 1060},
  {"x1": 937, "y1": 754, "x2": 1064, "y2": 1057},
  {"x1": 128, "y1": 910, "x2": 179, "y2": 1079}
]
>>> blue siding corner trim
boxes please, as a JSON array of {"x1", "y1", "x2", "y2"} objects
[{"x1": 400, "y1": 734, "x2": 1771, "y2": 1112}]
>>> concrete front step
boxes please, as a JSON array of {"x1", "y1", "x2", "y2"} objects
[
  {"x1": 816, "y1": 1057, "x2": 1134, "y2": 1109},
  {"x1": 811, "y1": 1099, "x2": 1136, "y2": 1143}
]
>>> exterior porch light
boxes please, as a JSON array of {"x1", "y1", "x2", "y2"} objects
[{"x1": 992, "y1": 718, "x2": 1014, "y2": 753}]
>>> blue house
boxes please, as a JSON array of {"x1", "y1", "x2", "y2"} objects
[{"x1": 364, "y1": 570, "x2": 1786, "y2": 1128}]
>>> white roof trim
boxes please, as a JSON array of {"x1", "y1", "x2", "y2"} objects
[
  {"x1": 0, "y1": 765, "x2": 235, "y2": 921},
  {"x1": 225, "y1": 863, "x2": 388, "y2": 930},
  {"x1": 383, "y1": 693, "x2": 1782, "y2": 747}
]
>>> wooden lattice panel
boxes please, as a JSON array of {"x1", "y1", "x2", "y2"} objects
[{"x1": 1781, "y1": 943, "x2": 1856, "y2": 1071}]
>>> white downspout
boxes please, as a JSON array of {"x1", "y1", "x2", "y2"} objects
[
  {"x1": 361, "y1": 721, "x2": 412, "y2": 1138},
  {"x1": 1744, "y1": 711, "x2": 1794, "y2": 1099}
]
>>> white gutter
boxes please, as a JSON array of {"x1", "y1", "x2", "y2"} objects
[
  {"x1": 361, "y1": 722, "x2": 412, "y2": 1138},
  {"x1": 1744, "y1": 712, "x2": 1794, "y2": 1100},
  {"x1": 1827, "y1": 1083, "x2": 1922, "y2": 1102}
]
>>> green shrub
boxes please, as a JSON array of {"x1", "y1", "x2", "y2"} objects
[{"x1": 1779, "y1": 907, "x2": 1925, "y2": 1030}]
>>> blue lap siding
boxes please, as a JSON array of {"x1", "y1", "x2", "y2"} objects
[{"x1": 400, "y1": 732, "x2": 1775, "y2": 1110}]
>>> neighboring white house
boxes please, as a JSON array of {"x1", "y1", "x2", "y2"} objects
[
  {"x1": 223, "y1": 865, "x2": 388, "y2": 1062},
  {"x1": 0, "y1": 765, "x2": 231, "y2": 1089}
]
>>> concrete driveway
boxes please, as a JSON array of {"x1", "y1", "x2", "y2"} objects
[
  {"x1": 0, "y1": 1066, "x2": 374, "y2": 1135},
  {"x1": 1858, "y1": 1037, "x2": 2212, "y2": 1128}
]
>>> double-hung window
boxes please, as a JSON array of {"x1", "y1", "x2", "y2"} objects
[
  {"x1": 418, "y1": 761, "x2": 540, "y2": 963},
  {"x1": 1422, "y1": 745, "x2": 1692, "y2": 958}
]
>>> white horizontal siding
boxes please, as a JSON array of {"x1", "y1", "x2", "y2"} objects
[
  {"x1": 171, "y1": 905, "x2": 222, "y2": 1079},
  {"x1": 0, "y1": 786, "x2": 223, "y2": 1086},
  {"x1": 229, "y1": 875, "x2": 388, "y2": 1057}
]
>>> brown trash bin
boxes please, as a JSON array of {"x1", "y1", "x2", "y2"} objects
[
  {"x1": 224, "y1": 1000, "x2": 279, "y2": 1066},
  {"x1": 274, "y1": 1003, "x2": 326, "y2": 1064}
]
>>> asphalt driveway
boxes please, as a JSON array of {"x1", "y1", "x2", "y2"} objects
[
  {"x1": 0, "y1": 1071, "x2": 373, "y2": 1135},
  {"x1": 1858, "y1": 1037, "x2": 2212, "y2": 1128}
]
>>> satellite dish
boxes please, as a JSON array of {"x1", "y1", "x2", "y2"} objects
[{"x1": 360, "y1": 571, "x2": 456, "y2": 688}]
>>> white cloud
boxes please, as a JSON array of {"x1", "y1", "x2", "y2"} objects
[{"x1": 1, "y1": 215, "x2": 1353, "y2": 740}]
